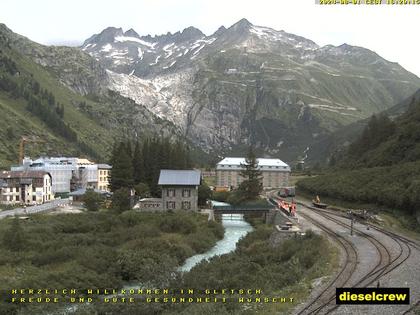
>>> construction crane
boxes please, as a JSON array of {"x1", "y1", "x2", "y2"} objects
[{"x1": 18, "y1": 136, "x2": 45, "y2": 164}]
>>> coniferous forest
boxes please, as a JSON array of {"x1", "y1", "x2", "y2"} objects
[
  {"x1": 298, "y1": 97, "x2": 420, "y2": 225},
  {"x1": 110, "y1": 138, "x2": 193, "y2": 196},
  {"x1": 0, "y1": 45, "x2": 99, "y2": 160}
]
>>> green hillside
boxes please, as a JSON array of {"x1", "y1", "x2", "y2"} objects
[
  {"x1": 0, "y1": 25, "x2": 179, "y2": 168},
  {"x1": 306, "y1": 89, "x2": 420, "y2": 166},
  {"x1": 298, "y1": 91, "x2": 420, "y2": 224}
]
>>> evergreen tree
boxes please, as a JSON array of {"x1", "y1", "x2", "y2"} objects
[
  {"x1": 134, "y1": 182, "x2": 151, "y2": 198},
  {"x1": 111, "y1": 187, "x2": 132, "y2": 213},
  {"x1": 237, "y1": 146, "x2": 263, "y2": 201},
  {"x1": 198, "y1": 181, "x2": 212, "y2": 206},
  {"x1": 110, "y1": 142, "x2": 134, "y2": 191},
  {"x1": 132, "y1": 141, "x2": 144, "y2": 184},
  {"x1": 83, "y1": 189, "x2": 103, "y2": 211},
  {"x1": 109, "y1": 137, "x2": 193, "y2": 197},
  {"x1": 125, "y1": 140, "x2": 133, "y2": 159},
  {"x1": 348, "y1": 114, "x2": 395, "y2": 159}
]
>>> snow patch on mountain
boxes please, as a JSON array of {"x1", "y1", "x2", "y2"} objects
[
  {"x1": 115, "y1": 36, "x2": 157, "y2": 48},
  {"x1": 107, "y1": 69, "x2": 195, "y2": 128},
  {"x1": 150, "y1": 55, "x2": 161, "y2": 66},
  {"x1": 250, "y1": 25, "x2": 318, "y2": 51},
  {"x1": 137, "y1": 48, "x2": 143, "y2": 59},
  {"x1": 101, "y1": 44, "x2": 112, "y2": 52},
  {"x1": 163, "y1": 61, "x2": 177, "y2": 69}
]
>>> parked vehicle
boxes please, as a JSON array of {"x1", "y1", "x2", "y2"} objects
[
  {"x1": 278, "y1": 186, "x2": 296, "y2": 197},
  {"x1": 312, "y1": 195, "x2": 328, "y2": 209}
]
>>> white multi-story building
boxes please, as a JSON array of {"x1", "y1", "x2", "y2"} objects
[
  {"x1": 0, "y1": 170, "x2": 53, "y2": 205},
  {"x1": 12, "y1": 157, "x2": 76, "y2": 193},
  {"x1": 11, "y1": 157, "x2": 111, "y2": 194},
  {"x1": 216, "y1": 157, "x2": 291, "y2": 189}
]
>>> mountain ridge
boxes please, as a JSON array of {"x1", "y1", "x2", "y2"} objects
[
  {"x1": 0, "y1": 23, "x2": 182, "y2": 167},
  {"x1": 80, "y1": 19, "x2": 420, "y2": 160},
  {"x1": 1, "y1": 19, "x2": 419, "y2": 166}
]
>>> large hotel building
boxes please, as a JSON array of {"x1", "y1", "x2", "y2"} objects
[{"x1": 216, "y1": 157, "x2": 291, "y2": 189}]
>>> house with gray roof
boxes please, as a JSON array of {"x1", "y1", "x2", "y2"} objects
[{"x1": 158, "y1": 169, "x2": 201, "y2": 211}]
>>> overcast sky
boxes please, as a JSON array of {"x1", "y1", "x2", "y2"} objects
[{"x1": 2, "y1": 0, "x2": 420, "y2": 76}]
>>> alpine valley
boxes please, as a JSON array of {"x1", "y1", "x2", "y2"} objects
[{"x1": 1, "y1": 18, "x2": 419, "y2": 166}]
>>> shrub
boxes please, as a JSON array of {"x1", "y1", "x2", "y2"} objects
[{"x1": 83, "y1": 189, "x2": 103, "y2": 211}]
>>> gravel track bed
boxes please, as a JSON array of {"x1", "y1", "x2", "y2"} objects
[{"x1": 292, "y1": 203, "x2": 419, "y2": 315}]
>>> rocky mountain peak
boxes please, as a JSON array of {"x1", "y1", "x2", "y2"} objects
[
  {"x1": 83, "y1": 27, "x2": 123, "y2": 47},
  {"x1": 230, "y1": 18, "x2": 252, "y2": 32},
  {"x1": 99, "y1": 27, "x2": 123, "y2": 38},
  {"x1": 124, "y1": 28, "x2": 140, "y2": 38},
  {"x1": 180, "y1": 26, "x2": 204, "y2": 41},
  {"x1": 213, "y1": 25, "x2": 227, "y2": 37}
]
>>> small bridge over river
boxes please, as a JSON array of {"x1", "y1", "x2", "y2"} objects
[{"x1": 212, "y1": 204, "x2": 275, "y2": 222}]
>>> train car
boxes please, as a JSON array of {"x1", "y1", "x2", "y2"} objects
[
  {"x1": 312, "y1": 201, "x2": 328, "y2": 209},
  {"x1": 312, "y1": 195, "x2": 328, "y2": 209},
  {"x1": 349, "y1": 209, "x2": 371, "y2": 220},
  {"x1": 278, "y1": 186, "x2": 296, "y2": 197}
]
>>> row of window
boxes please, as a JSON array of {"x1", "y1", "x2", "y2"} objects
[
  {"x1": 219, "y1": 180, "x2": 287, "y2": 186},
  {"x1": 219, "y1": 172, "x2": 288, "y2": 176},
  {"x1": 219, "y1": 165, "x2": 287, "y2": 169},
  {"x1": 166, "y1": 189, "x2": 191, "y2": 197},
  {"x1": 2, "y1": 195, "x2": 51, "y2": 202},
  {"x1": 165, "y1": 201, "x2": 191, "y2": 210}
]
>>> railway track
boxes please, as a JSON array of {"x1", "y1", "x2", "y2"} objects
[
  {"x1": 294, "y1": 210, "x2": 358, "y2": 315},
  {"x1": 295, "y1": 205, "x2": 393, "y2": 314},
  {"x1": 293, "y1": 200, "x2": 418, "y2": 315}
]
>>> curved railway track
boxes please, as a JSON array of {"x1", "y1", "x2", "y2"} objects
[
  {"x1": 273, "y1": 198, "x2": 418, "y2": 315},
  {"x1": 301, "y1": 203, "x2": 420, "y2": 314},
  {"x1": 294, "y1": 210, "x2": 358, "y2": 315},
  {"x1": 296, "y1": 205, "x2": 394, "y2": 314},
  {"x1": 300, "y1": 203, "x2": 410, "y2": 314}
]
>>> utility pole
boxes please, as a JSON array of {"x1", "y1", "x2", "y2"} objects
[{"x1": 349, "y1": 210, "x2": 354, "y2": 236}]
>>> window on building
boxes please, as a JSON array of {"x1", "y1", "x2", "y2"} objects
[
  {"x1": 166, "y1": 201, "x2": 176, "y2": 209},
  {"x1": 166, "y1": 189, "x2": 175, "y2": 197},
  {"x1": 33, "y1": 196, "x2": 36, "y2": 201},
  {"x1": 182, "y1": 189, "x2": 191, "y2": 197},
  {"x1": 182, "y1": 201, "x2": 191, "y2": 210}
]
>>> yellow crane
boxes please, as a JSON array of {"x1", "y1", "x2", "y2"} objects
[{"x1": 18, "y1": 136, "x2": 45, "y2": 164}]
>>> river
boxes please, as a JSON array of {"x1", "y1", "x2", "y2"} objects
[
  {"x1": 179, "y1": 213, "x2": 253, "y2": 272},
  {"x1": 57, "y1": 213, "x2": 253, "y2": 314}
]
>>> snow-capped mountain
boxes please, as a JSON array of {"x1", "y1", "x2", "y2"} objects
[
  {"x1": 81, "y1": 18, "x2": 420, "y2": 159},
  {"x1": 82, "y1": 18, "x2": 319, "y2": 77}
]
